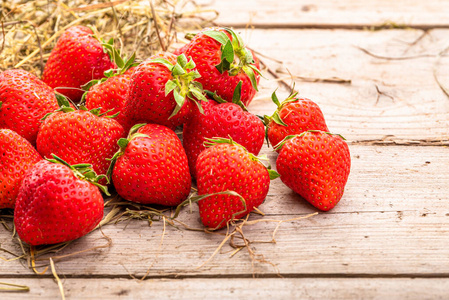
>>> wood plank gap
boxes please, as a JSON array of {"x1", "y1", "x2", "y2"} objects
[
  {"x1": 349, "y1": 139, "x2": 449, "y2": 146},
  {"x1": 4, "y1": 273, "x2": 449, "y2": 279},
  {"x1": 225, "y1": 23, "x2": 449, "y2": 30}
]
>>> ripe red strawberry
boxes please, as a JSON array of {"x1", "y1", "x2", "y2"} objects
[
  {"x1": 0, "y1": 69, "x2": 60, "y2": 145},
  {"x1": 42, "y1": 26, "x2": 115, "y2": 102},
  {"x1": 36, "y1": 106, "x2": 125, "y2": 184},
  {"x1": 183, "y1": 97, "x2": 264, "y2": 179},
  {"x1": 124, "y1": 52, "x2": 207, "y2": 130},
  {"x1": 14, "y1": 156, "x2": 106, "y2": 245},
  {"x1": 109, "y1": 124, "x2": 191, "y2": 206},
  {"x1": 265, "y1": 90, "x2": 329, "y2": 152},
  {"x1": 84, "y1": 66, "x2": 136, "y2": 129},
  {"x1": 180, "y1": 27, "x2": 261, "y2": 106},
  {"x1": 276, "y1": 131, "x2": 351, "y2": 211},
  {"x1": 0, "y1": 129, "x2": 42, "y2": 209},
  {"x1": 195, "y1": 138, "x2": 279, "y2": 229}
]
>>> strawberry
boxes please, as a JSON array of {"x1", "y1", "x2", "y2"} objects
[
  {"x1": 42, "y1": 26, "x2": 115, "y2": 102},
  {"x1": 108, "y1": 124, "x2": 191, "y2": 206},
  {"x1": 265, "y1": 89, "x2": 329, "y2": 152},
  {"x1": 123, "y1": 52, "x2": 207, "y2": 130},
  {"x1": 84, "y1": 54, "x2": 137, "y2": 129},
  {"x1": 0, "y1": 129, "x2": 42, "y2": 209},
  {"x1": 275, "y1": 131, "x2": 351, "y2": 211},
  {"x1": 36, "y1": 105, "x2": 125, "y2": 184},
  {"x1": 14, "y1": 155, "x2": 107, "y2": 246},
  {"x1": 0, "y1": 69, "x2": 60, "y2": 145},
  {"x1": 183, "y1": 95, "x2": 264, "y2": 179},
  {"x1": 179, "y1": 27, "x2": 261, "y2": 106},
  {"x1": 195, "y1": 138, "x2": 279, "y2": 229}
]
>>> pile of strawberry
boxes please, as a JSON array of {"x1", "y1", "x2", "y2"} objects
[{"x1": 0, "y1": 25, "x2": 351, "y2": 246}]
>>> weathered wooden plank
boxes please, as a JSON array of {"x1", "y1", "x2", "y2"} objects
[
  {"x1": 196, "y1": 0, "x2": 449, "y2": 28},
  {"x1": 1, "y1": 145, "x2": 448, "y2": 277},
  {"x1": 2, "y1": 277, "x2": 449, "y2": 300},
  {"x1": 243, "y1": 29, "x2": 449, "y2": 142}
]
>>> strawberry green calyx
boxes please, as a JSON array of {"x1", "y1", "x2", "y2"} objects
[
  {"x1": 263, "y1": 88, "x2": 300, "y2": 127},
  {"x1": 204, "y1": 137, "x2": 280, "y2": 180},
  {"x1": 205, "y1": 80, "x2": 248, "y2": 111},
  {"x1": 151, "y1": 54, "x2": 208, "y2": 118},
  {"x1": 46, "y1": 154, "x2": 110, "y2": 196},
  {"x1": 274, "y1": 130, "x2": 347, "y2": 152},
  {"x1": 106, "y1": 123, "x2": 149, "y2": 180},
  {"x1": 203, "y1": 27, "x2": 260, "y2": 91}
]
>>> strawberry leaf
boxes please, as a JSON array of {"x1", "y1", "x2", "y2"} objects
[
  {"x1": 268, "y1": 169, "x2": 281, "y2": 180},
  {"x1": 172, "y1": 63, "x2": 186, "y2": 76},
  {"x1": 242, "y1": 65, "x2": 259, "y2": 92},
  {"x1": 205, "y1": 90, "x2": 227, "y2": 103},
  {"x1": 203, "y1": 30, "x2": 230, "y2": 46},
  {"x1": 165, "y1": 80, "x2": 178, "y2": 96},
  {"x1": 271, "y1": 89, "x2": 281, "y2": 107},
  {"x1": 0, "y1": 102, "x2": 2, "y2": 110},
  {"x1": 149, "y1": 58, "x2": 174, "y2": 71},
  {"x1": 216, "y1": 40, "x2": 234, "y2": 74},
  {"x1": 177, "y1": 54, "x2": 188, "y2": 68}
]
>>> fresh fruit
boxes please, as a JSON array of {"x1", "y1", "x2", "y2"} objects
[
  {"x1": 14, "y1": 155, "x2": 106, "y2": 246},
  {"x1": 123, "y1": 52, "x2": 207, "y2": 130},
  {"x1": 108, "y1": 124, "x2": 191, "y2": 206},
  {"x1": 84, "y1": 67, "x2": 136, "y2": 129},
  {"x1": 180, "y1": 27, "x2": 261, "y2": 106},
  {"x1": 36, "y1": 106, "x2": 125, "y2": 185},
  {"x1": 42, "y1": 25, "x2": 116, "y2": 102},
  {"x1": 0, "y1": 69, "x2": 60, "y2": 145},
  {"x1": 275, "y1": 131, "x2": 351, "y2": 211},
  {"x1": 183, "y1": 97, "x2": 264, "y2": 179},
  {"x1": 195, "y1": 138, "x2": 279, "y2": 229},
  {"x1": 0, "y1": 129, "x2": 42, "y2": 209},
  {"x1": 265, "y1": 89, "x2": 329, "y2": 152}
]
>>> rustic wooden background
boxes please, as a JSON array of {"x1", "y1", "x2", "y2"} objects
[{"x1": 1, "y1": 0, "x2": 449, "y2": 299}]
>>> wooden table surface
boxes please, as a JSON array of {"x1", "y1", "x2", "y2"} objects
[{"x1": 2, "y1": 1, "x2": 449, "y2": 299}]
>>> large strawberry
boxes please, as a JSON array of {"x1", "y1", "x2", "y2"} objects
[
  {"x1": 124, "y1": 52, "x2": 207, "y2": 130},
  {"x1": 195, "y1": 138, "x2": 279, "y2": 230},
  {"x1": 42, "y1": 26, "x2": 116, "y2": 102},
  {"x1": 179, "y1": 27, "x2": 261, "y2": 106},
  {"x1": 84, "y1": 53, "x2": 137, "y2": 129},
  {"x1": 108, "y1": 124, "x2": 191, "y2": 206},
  {"x1": 265, "y1": 90, "x2": 329, "y2": 152},
  {"x1": 0, "y1": 69, "x2": 60, "y2": 145},
  {"x1": 183, "y1": 94, "x2": 264, "y2": 179},
  {"x1": 0, "y1": 129, "x2": 42, "y2": 209},
  {"x1": 276, "y1": 131, "x2": 351, "y2": 211},
  {"x1": 14, "y1": 155, "x2": 107, "y2": 246},
  {"x1": 36, "y1": 105, "x2": 125, "y2": 184}
]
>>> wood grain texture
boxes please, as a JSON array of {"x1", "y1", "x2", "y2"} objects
[
  {"x1": 243, "y1": 29, "x2": 449, "y2": 142},
  {"x1": 3, "y1": 277, "x2": 449, "y2": 300},
  {"x1": 197, "y1": 0, "x2": 449, "y2": 29},
  {"x1": 1, "y1": 146, "x2": 447, "y2": 277}
]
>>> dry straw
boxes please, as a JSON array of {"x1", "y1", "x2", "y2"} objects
[{"x1": 0, "y1": 0, "x2": 218, "y2": 76}]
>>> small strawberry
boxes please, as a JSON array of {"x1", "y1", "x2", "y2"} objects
[
  {"x1": 0, "y1": 69, "x2": 60, "y2": 145},
  {"x1": 180, "y1": 27, "x2": 261, "y2": 106},
  {"x1": 42, "y1": 26, "x2": 116, "y2": 102},
  {"x1": 14, "y1": 155, "x2": 107, "y2": 246},
  {"x1": 36, "y1": 105, "x2": 125, "y2": 185},
  {"x1": 183, "y1": 92, "x2": 264, "y2": 179},
  {"x1": 265, "y1": 89, "x2": 329, "y2": 152},
  {"x1": 275, "y1": 131, "x2": 351, "y2": 211},
  {"x1": 124, "y1": 52, "x2": 207, "y2": 130},
  {"x1": 0, "y1": 129, "x2": 42, "y2": 209},
  {"x1": 84, "y1": 52, "x2": 138, "y2": 129},
  {"x1": 195, "y1": 138, "x2": 279, "y2": 229},
  {"x1": 108, "y1": 124, "x2": 191, "y2": 206}
]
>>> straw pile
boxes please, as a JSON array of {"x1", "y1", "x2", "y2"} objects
[{"x1": 0, "y1": 0, "x2": 218, "y2": 76}]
